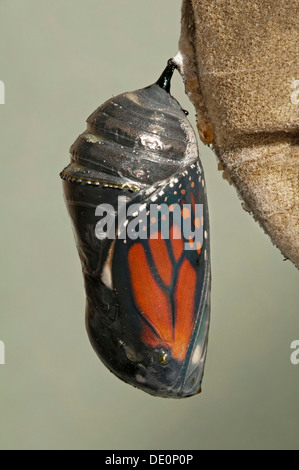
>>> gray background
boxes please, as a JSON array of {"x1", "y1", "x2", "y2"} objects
[{"x1": 0, "y1": 0, "x2": 298, "y2": 450}]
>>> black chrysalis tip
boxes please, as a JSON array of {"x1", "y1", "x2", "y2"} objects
[{"x1": 156, "y1": 58, "x2": 177, "y2": 93}]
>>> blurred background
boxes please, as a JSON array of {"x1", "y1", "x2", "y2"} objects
[{"x1": 0, "y1": 0, "x2": 298, "y2": 450}]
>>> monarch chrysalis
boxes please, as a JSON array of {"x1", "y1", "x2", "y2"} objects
[{"x1": 60, "y1": 60, "x2": 211, "y2": 398}]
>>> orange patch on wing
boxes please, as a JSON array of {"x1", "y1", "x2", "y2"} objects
[
  {"x1": 195, "y1": 217, "x2": 200, "y2": 228},
  {"x1": 149, "y1": 233, "x2": 172, "y2": 287},
  {"x1": 128, "y1": 243, "x2": 172, "y2": 342},
  {"x1": 196, "y1": 241, "x2": 201, "y2": 254},
  {"x1": 141, "y1": 323, "x2": 160, "y2": 349},
  {"x1": 170, "y1": 224, "x2": 183, "y2": 261},
  {"x1": 128, "y1": 241, "x2": 199, "y2": 362},
  {"x1": 173, "y1": 259, "x2": 197, "y2": 360},
  {"x1": 181, "y1": 189, "x2": 185, "y2": 195}
]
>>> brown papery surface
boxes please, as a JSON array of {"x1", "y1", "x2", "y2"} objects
[{"x1": 179, "y1": 0, "x2": 299, "y2": 268}]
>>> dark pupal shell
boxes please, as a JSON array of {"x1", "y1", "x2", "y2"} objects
[
  {"x1": 60, "y1": 61, "x2": 211, "y2": 398},
  {"x1": 61, "y1": 78, "x2": 198, "y2": 188}
]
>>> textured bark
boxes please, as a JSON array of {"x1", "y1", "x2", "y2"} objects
[{"x1": 178, "y1": 0, "x2": 299, "y2": 268}]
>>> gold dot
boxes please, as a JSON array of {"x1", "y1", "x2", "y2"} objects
[{"x1": 159, "y1": 353, "x2": 168, "y2": 365}]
